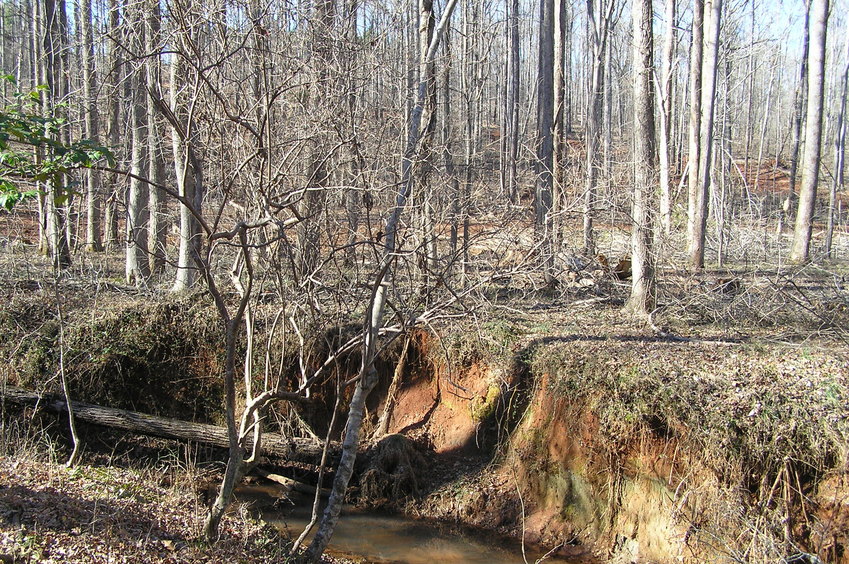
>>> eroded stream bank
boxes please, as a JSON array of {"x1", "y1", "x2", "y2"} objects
[
  {"x1": 348, "y1": 329, "x2": 849, "y2": 564},
  {"x1": 2, "y1": 292, "x2": 847, "y2": 563}
]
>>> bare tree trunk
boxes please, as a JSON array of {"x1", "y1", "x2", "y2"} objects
[
  {"x1": 415, "y1": 0, "x2": 438, "y2": 289},
  {"x1": 689, "y1": 0, "x2": 721, "y2": 269},
  {"x1": 297, "y1": 0, "x2": 335, "y2": 284},
  {"x1": 43, "y1": 0, "x2": 71, "y2": 269},
  {"x1": 552, "y1": 0, "x2": 567, "y2": 206},
  {"x1": 81, "y1": 0, "x2": 102, "y2": 253},
  {"x1": 657, "y1": 0, "x2": 675, "y2": 236},
  {"x1": 686, "y1": 0, "x2": 704, "y2": 264},
  {"x1": 125, "y1": 5, "x2": 149, "y2": 285},
  {"x1": 826, "y1": 32, "x2": 849, "y2": 259},
  {"x1": 536, "y1": 0, "x2": 554, "y2": 282},
  {"x1": 742, "y1": 0, "x2": 755, "y2": 184},
  {"x1": 171, "y1": 53, "x2": 200, "y2": 293},
  {"x1": 504, "y1": 0, "x2": 520, "y2": 204},
  {"x1": 103, "y1": 0, "x2": 121, "y2": 253},
  {"x1": 790, "y1": 0, "x2": 829, "y2": 263},
  {"x1": 625, "y1": 0, "x2": 655, "y2": 317},
  {"x1": 583, "y1": 0, "x2": 613, "y2": 256},
  {"x1": 783, "y1": 0, "x2": 811, "y2": 233},
  {"x1": 146, "y1": 0, "x2": 166, "y2": 276}
]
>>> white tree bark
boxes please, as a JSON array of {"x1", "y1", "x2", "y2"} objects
[
  {"x1": 689, "y1": 0, "x2": 722, "y2": 269},
  {"x1": 791, "y1": 0, "x2": 829, "y2": 263},
  {"x1": 625, "y1": 0, "x2": 655, "y2": 316}
]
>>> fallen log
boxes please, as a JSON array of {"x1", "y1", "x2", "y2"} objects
[{"x1": 1, "y1": 386, "x2": 337, "y2": 464}]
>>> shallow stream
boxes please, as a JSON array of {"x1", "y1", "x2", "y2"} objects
[{"x1": 238, "y1": 486, "x2": 586, "y2": 564}]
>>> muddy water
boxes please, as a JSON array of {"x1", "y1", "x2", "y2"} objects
[
  {"x1": 238, "y1": 483, "x2": 584, "y2": 563},
  {"x1": 262, "y1": 499, "x2": 586, "y2": 564}
]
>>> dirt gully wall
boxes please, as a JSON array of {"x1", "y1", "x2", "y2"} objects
[{"x1": 382, "y1": 334, "x2": 848, "y2": 564}]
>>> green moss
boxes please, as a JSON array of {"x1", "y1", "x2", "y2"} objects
[{"x1": 470, "y1": 384, "x2": 500, "y2": 421}]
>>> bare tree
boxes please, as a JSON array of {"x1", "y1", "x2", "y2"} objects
[
  {"x1": 303, "y1": 0, "x2": 459, "y2": 558},
  {"x1": 826, "y1": 31, "x2": 849, "y2": 259},
  {"x1": 81, "y1": 0, "x2": 102, "y2": 252},
  {"x1": 790, "y1": 0, "x2": 829, "y2": 263},
  {"x1": 503, "y1": 0, "x2": 520, "y2": 205},
  {"x1": 42, "y1": 0, "x2": 72, "y2": 269},
  {"x1": 658, "y1": 0, "x2": 676, "y2": 236},
  {"x1": 783, "y1": 0, "x2": 811, "y2": 233},
  {"x1": 103, "y1": 0, "x2": 122, "y2": 252},
  {"x1": 625, "y1": 0, "x2": 655, "y2": 316},
  {"x1": 146, "y1": 0, "x2": 166, "y2": 276},
  {"x1": 536, "y1": 0, "x2": 554, "y2": 282},
  {"x1": 689, "y1": 0, "x2": 722, "y2": 269},
  {"x1": 583, "y1": 0, "x2": 618, "y2": 256},
  {"x1": 125, "y1": 4, "x2": 149, "y2": 284},
  {"x1": 686, "y1": 0, "x2": 703, "y2": 263},
  {"x1": 170, "y1": 49, "x2": 202, "y2": 292}
]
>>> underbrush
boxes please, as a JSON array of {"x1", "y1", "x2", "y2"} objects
[{"x1": 0, "y1": 285, "x2": 227, "y2": 422}]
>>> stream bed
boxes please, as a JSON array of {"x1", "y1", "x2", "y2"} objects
[{"x1": 238, "y1": 486, "x2": 587, "y2": 563}]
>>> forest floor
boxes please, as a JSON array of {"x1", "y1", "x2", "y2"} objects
[{"x1": 0, "y1": 449, "x2": 362, "y2": 563}]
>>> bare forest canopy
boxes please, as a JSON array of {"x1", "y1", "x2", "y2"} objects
[{"x1": 0, "y1": 0, "x2": 848, "y2": 283}]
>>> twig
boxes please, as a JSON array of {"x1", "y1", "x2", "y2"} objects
[{"x1": 53, "y1": 275, "x2": 80, "y2": 467}]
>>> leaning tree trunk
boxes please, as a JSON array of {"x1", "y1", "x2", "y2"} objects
[
  {"x1": 302, "y1": 1, "x2": 459, "y2": 559},
  {"x1": 625, "y1": 0, "x2": 656, "y2": 317},
  {"x1": 790, "y1": 0, "x2": 829, "y2": 263}
]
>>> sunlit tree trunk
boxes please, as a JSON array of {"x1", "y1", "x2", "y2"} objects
[
  {"x1": 625, "y1": 0, "x2": 655, "y2": 316},
  {"x1": 583, "y1": 0, "x2": 614, "y2": 256},
  {"x1": 790, "y1": 0, "x2": 829, "y2": 263},
  {"x1": 782, "y1": 0, "x2": 811, "y2": 233},
  {"x1": 43, "y1": 0, "x2": 71, "y2": 269},
  {"x1": 826, "y1": 32, "x2": 849, "y2": 259},
  {"x1": 171, "y1": 53, "x2": 201, "y2": 292},
  {"x1": 536, "y1": 0, "x2": 554, "y2": 283},
  {"x1": 302, "y1": 1, "x2": 459, "y2": 559},
  {"x1": 103, "y1": 0, "x2": 121, "y2": 252},
  {"x1": 81, "y1": 0, "x2": 102, "y2": 252},
  {"x1": 296, "y1": 0, "x2": 335, "y2": 284},
  {"x1": 146, "y1": 0, "x2": 166, "y2": 276},
  {"x1": 686, "y1": 0, "x2": 704, "y2": 265},
  {"x1": 689, "y1": 0, "x2": 721, "y2": 269},
  {"x1": 125, "y1": 5, "x2": 149, "y2": 285},
  {"x1": 658, "y1": 0, "x2": 675, "y2": 236}
]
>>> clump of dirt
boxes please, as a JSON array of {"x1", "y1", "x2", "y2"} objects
[{"x1": 358, "y1": 434, "x2": 426, "y2": 505}]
